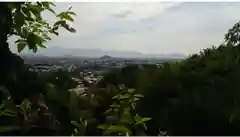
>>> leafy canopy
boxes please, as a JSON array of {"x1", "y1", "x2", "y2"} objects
[{"x1": 7, "y1": 2, "x2": 76, "y2": 53}]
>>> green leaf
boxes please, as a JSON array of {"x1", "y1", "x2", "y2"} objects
[
  {"x1": 61, "y1": 23, "x2": 76, "y2": 33},
  {"x1": 105, "y1": 108, "x2": 113, "y2": 114},
  {"x1": 120, "y1": 115, "x2": 131, "y2": 123},
  {"x1": 54, "y1": 20, "x2": 66, "y2": 27},
  {"x1": 112, "y1": 95, "x2": 118, "y2": 99},
  {"x1": 27, "y1": 33, "x2": 36, "y2": 47},
  {"x1": 71, "y1": 121, "x2": 82, "y2": 129},
  {"x1": 15, "y1": 39, "x2": 26, "y2": 44},
  {"x1": 15, "y1": 11, "x2": 25, "y2": 30},
  {"x1": 0, "y1": 126, "x2": 20, "y2": 132},
  {"x1": 22, "y1": 7, "x2": 31, "y2": 18},
  {"x1": 107, "y1": 125, "x2": 132, "y2": 134},
  {"x1": 17, "y1": 42, "x2": 26, "y2": 52},
  {"x1": 36, "y1": 2, "x2": 43, "y2": 7},
  {"x1": 52, "y1": 31, "x2": 59, "y2": 36},
  {"x1": 38, "y1": 20, "x2": 48, "y2": 25},
  {"x1": 135, "y1": 117, "x2": 152, "y2": 125},
  {"x1": 3, "y1": 100, "x2": 16, "y2": 111},
  {"x1": 67, "y1": 26, "x2": 76, "y2": 33},
  {"x1": 57, "y1": 12, "x2": 74, "y2": 21},
  {"x1": 33, "y1": 47, "x2": 37, "y2": 53},
  {"x1": 3, "y1": 109, "x2": 17, "y2": 116},
  {"x1": 8, "y1": 3, "x2": 17, "y2": 10},
  {"x1": 230, "y1": 108, "x2": 240, "y2": 123},
  {"x1": 49, "y1": 2, "x2": 56, "y2": 6},
  {"x1": 42, "y1": 2, "x2": 56, "y2": 14},
  {"x1": 42, "y1": 34, "x2": 51, "y2": 40},
  {"x1": 67, "y1": 6, "x2": 72, "y2": 11},
  {"x1": 0, "y1": 86, "x2": 9, "y2": 94},
  {"x1": 128, "y1": 89, "x2": 135, "y2": 93},
  {"x1": 38, "y1": 43, "x2": 46, "y2": 48},
  {"x1": 134, "y1": 94, "x2": 144, "y2": 98},
  {"x1": 8, "y1": 3, "x2": 23, "y2": 10},
  {"x1": 46, "y1": 7, "x2": 56, "y2": 15},
  {"x1": 29, "y1": 4, "x2": 43, "y2": 20},
  {"x1": 119, "y1": 94, "x2": 130, "y2": 99},
  {"x1": 67, "y1": 11, "x2": 76, "y2": 16},
  {"x1": 22, "y1": 28, "x2": 29, "y2": 37},
  {"x1": 97, "y1": 124, "x2": 109, "y2": 130},
  {"x1": 110, "y1": 104, "x2": 120, "y2": 108}
]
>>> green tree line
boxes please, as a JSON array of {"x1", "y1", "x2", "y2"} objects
[{"x1": 98, "y1": 21, "x2": 240, "y2": 136}]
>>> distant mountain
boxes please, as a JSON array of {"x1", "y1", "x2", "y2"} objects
[
  {"x1": 100, "y1": 55, "x2": 112, "y2": 59},
  {"x1": 20, "y1": 47, "x2": 186, "y2": 59}
]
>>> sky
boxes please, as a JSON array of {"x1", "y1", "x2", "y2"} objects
[{"x1": 10, "y1": 2, "x2": 240, "y2": 55}]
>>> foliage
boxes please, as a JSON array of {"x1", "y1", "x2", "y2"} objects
[
  {"x1": 6, "y1": 2, "x2": 76, "y2": 52},
  {"x1": 97, "y1": 86, "x2": 151, "y2": 136},
  {"x1": 0, "y1": 85, "x2": 56, "y2": 136},
  {"x1": 94, "y1": 20, "x2": 240, "y2": 135},
  {"x1": 134, "y1": 44, "x2": 240, "y2": 135},
  {"x1": 98, "y1": 64, "x2": 155, "y2": 88},
  {"x1": 0, "y1": 66, "x2": 150, "y2": 136},
  {"x1": 225, "y1": 21, "x2": 240, "y2": 46},
  {"x1": 40, "y1": 70, "x2": 78, "y2": 90},
  {"x1": 3, "y1": 1, "x2": 240, "y2": 136}
]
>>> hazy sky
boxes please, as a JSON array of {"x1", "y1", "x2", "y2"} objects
[{"x1": 11, "y1": 2, "x2": 240, "y2": 55}]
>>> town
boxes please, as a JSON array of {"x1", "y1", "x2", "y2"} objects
[{"x1": 23, "y1": 55, "x2": 174, "y2": 96}]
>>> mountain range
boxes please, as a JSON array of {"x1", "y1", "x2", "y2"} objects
[{"x1": 19, "y1": 46, "x2": 187, "y2": 59}]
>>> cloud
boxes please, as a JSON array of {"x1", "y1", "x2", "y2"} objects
[
  {"x1": 110, "y1": 2, "x2": 181, "y2": 21},
  {"x1": 112, "y1": 10, "x2": 132, "y2": 18},
  {"x1": 9, "y1": 2, "x2": 240, "y2": 55}
]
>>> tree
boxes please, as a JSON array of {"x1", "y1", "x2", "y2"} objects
[
  {"x1": 4, "y1": 2, "x2": 76, "y2": 52},
  {"x1": 0, "y1": 2, "x2": 153, "y2": 136},
  {"x1": 0, "y1": 2, "x2": 77, "y2": 135},
  {"x1": 225, "y1": 21, "x2": 240, "y2": 46},
  {"x1": 0, "y1": 2, "x2": 76, "y2": 103}
]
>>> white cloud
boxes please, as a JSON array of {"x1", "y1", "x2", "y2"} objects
[
  {"x1": 110, "y1": 2, "x2": 181, "y2": 21},
  {"x1": 9, "y1": 2, "x2": 240, "y2": 55}
]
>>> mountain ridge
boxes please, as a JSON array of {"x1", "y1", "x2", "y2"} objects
[{"x1": 19, "y1": 46, "x2": 187, "y2": 59}]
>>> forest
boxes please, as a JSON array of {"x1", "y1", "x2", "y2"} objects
[{"x1": 1, "y1": 2, "x2": 240, "y2": 136}]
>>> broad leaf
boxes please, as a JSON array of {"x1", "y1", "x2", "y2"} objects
[
  {"x1": 67, "y1": 11, "x2": 77, "y2": 16},
  {"x1": 2, "y1": 109, "x2": 17, "y2": 116},
  {"x1": 38, "y1": 43, "x2": 46, "y2": 48},
  {"x1": 42, "y1": 2, "x2": 56, "y2": 14},
  {"x1": 29, "y1": 4, "x2": 43, "y2": 20},
  {"x1": 17, "y1": 42, "x2": 26, "y2": 52},
  {"x1": 97, "y1": 124, "x2": 109, "y2": 130},
  {"x1": 54, "y1": 20, "x2": 66, "y2": 27},
  {"x1": 133, "y1": 94, "x2": 144, "y2": 98},
  {"x1": 57, "y1": 12, "x2": 74, "y2": 22},
  {"x1": 61, "y1": 23, "x2": 76, "y2": 33},
  {"x1": 135, "y1": 117, "x2": 152, "y2": 125},
  {"x1": 15, "y1": 10, "x2": 26, "y2": 30},
  {"x1": 107, "y1": 125, "x2": 132, "y2": 134},
  {"x1": 71, "y1": 121, "x2": 82, "y2": 129}
]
